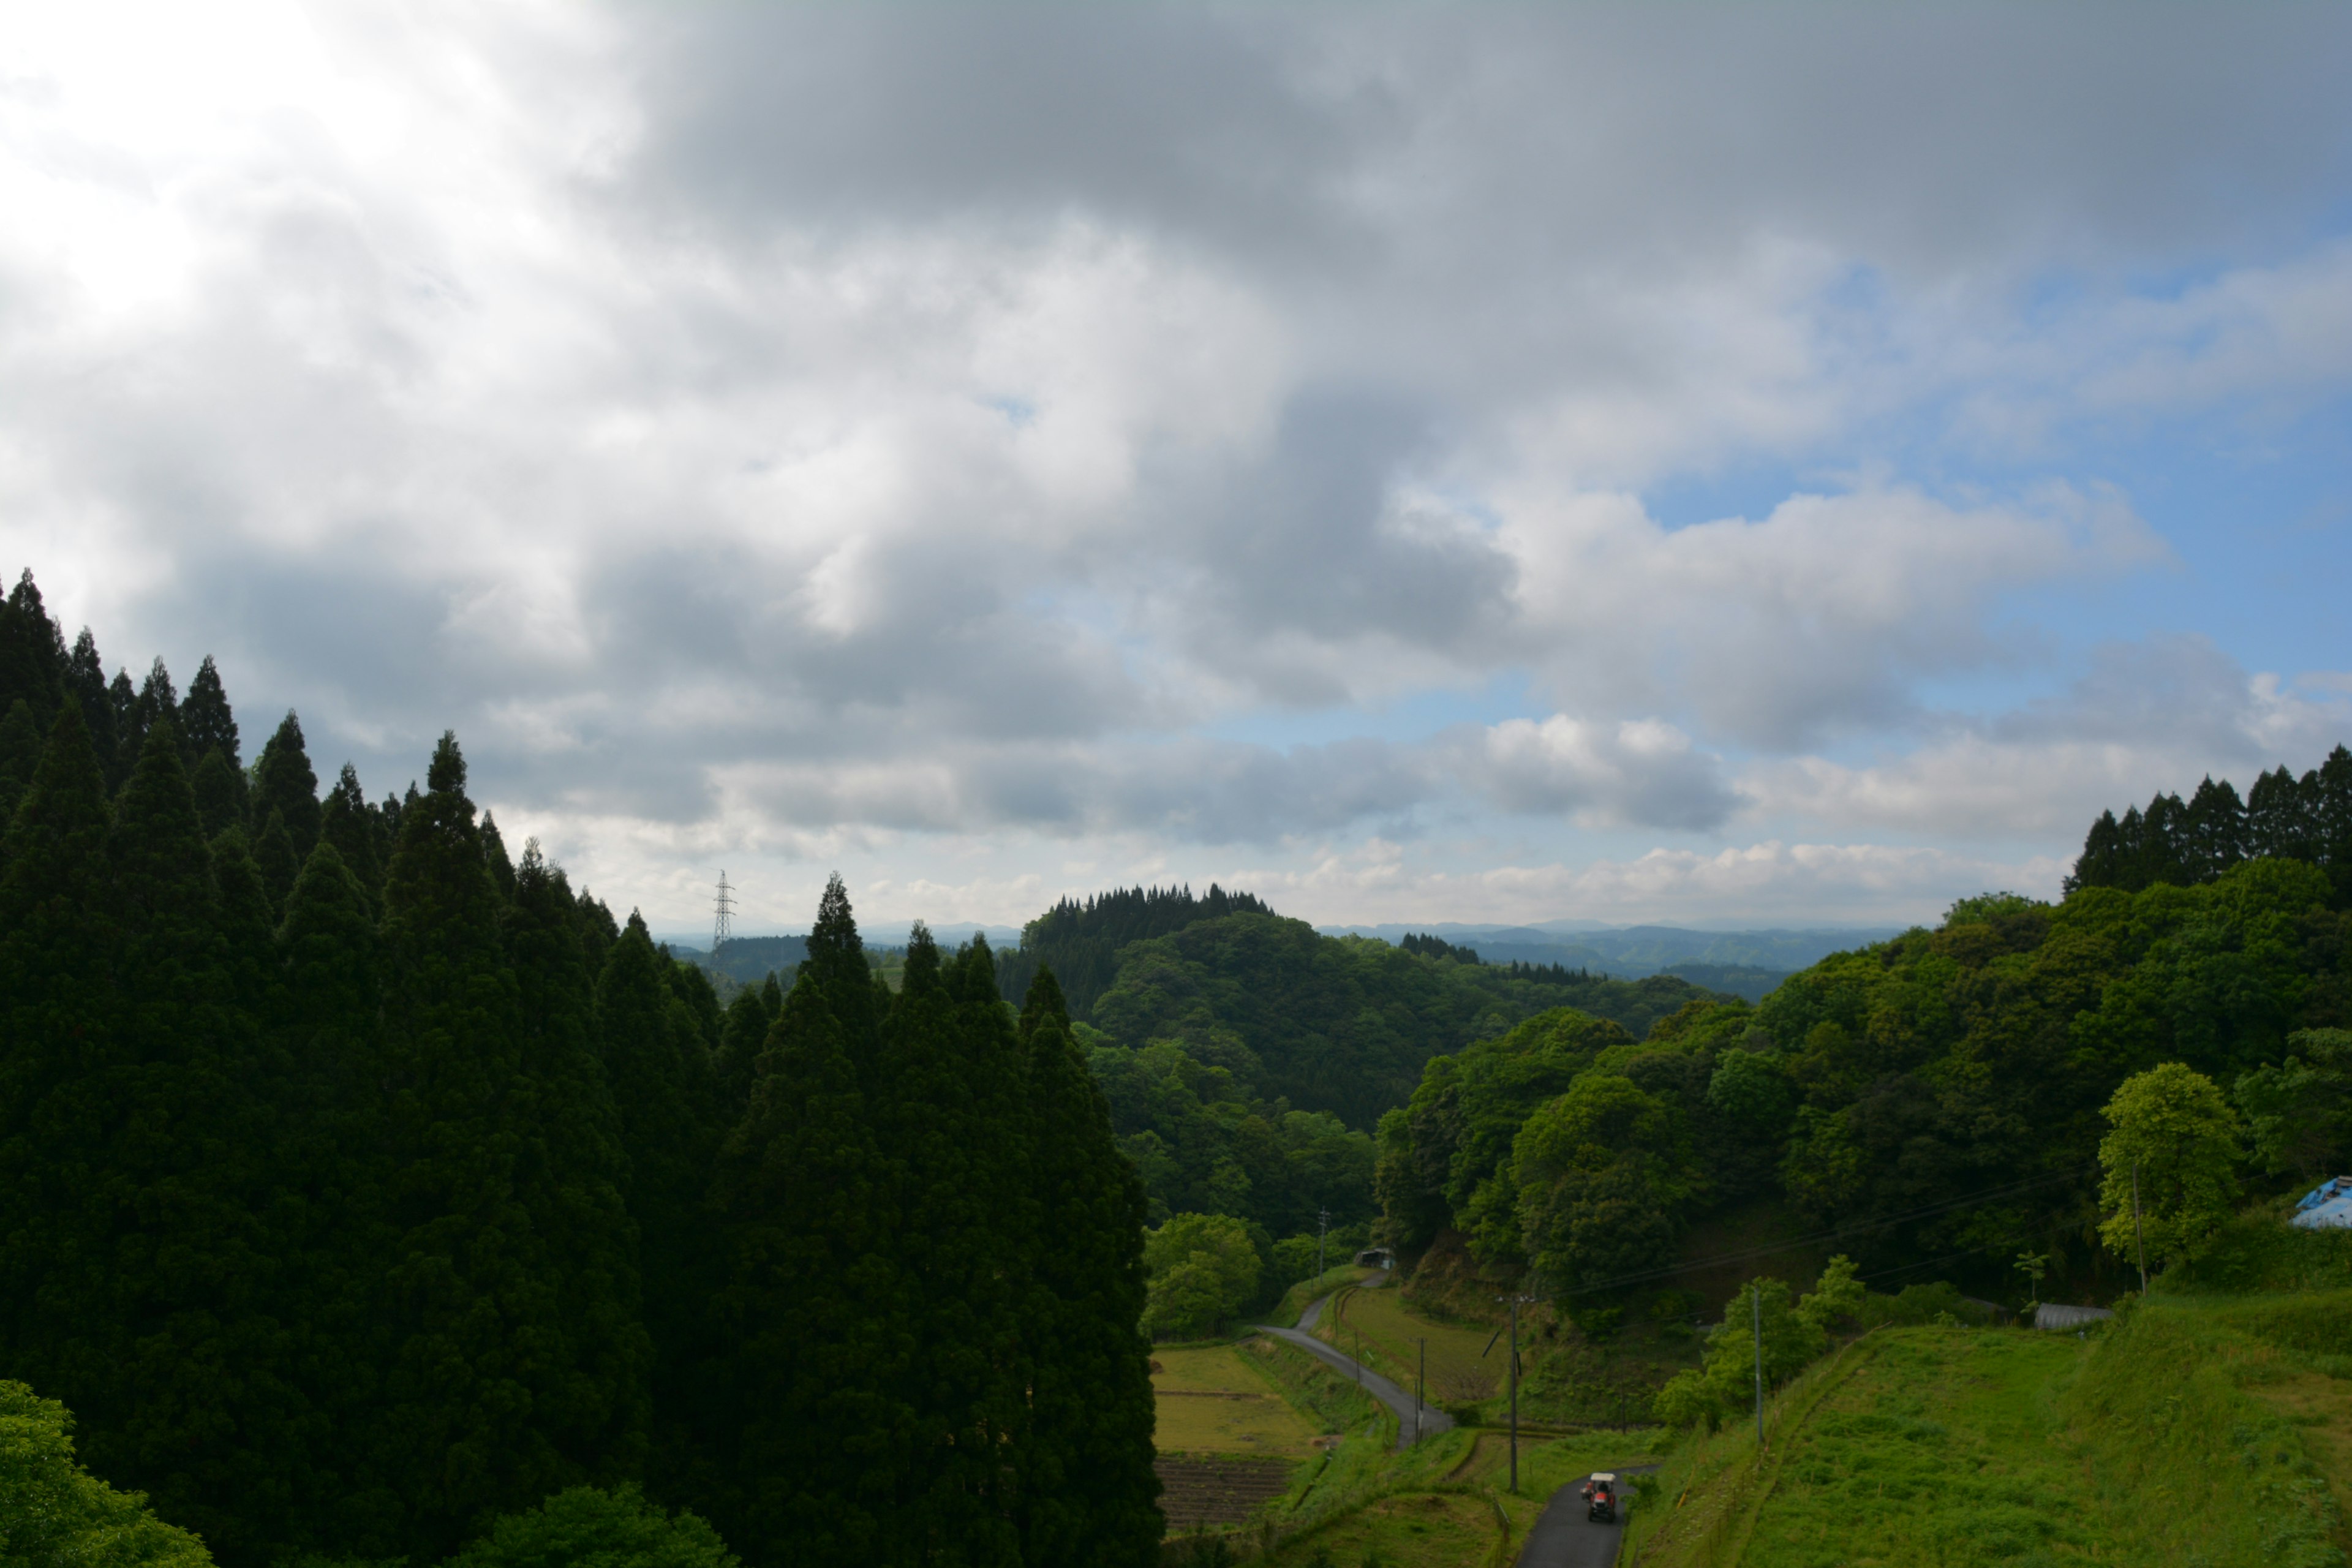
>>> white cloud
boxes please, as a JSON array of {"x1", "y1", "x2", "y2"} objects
[{"x1": 0, "y1": 2, "x2": 2346, "y2": 927}]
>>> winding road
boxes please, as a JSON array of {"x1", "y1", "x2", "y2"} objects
[{"x1": 1251, "y1": 1285, "x2": 1454, "y2": 1452}]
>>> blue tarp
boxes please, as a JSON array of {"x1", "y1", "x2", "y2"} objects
[{"x1": 2290, "y1": 1176, "x2": 2352, "y2": 1231}]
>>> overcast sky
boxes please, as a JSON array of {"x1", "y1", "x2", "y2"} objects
[{"x1": 6, "y1": 2, "x2": 2350, "y2": 935}]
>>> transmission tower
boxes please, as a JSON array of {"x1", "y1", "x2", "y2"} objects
[{"x1": 712, "y1": 870, "x2": 736, "y2": 954}]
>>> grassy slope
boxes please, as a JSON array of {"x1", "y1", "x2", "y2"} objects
[{"x1": 1627, "y1": 1293, "x2": 2351, "y2": 1568}]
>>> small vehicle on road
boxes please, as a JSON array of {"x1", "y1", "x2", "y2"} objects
[{"x1": 1581, "y1": 1472, "x2": 1617, "y2": 1523}]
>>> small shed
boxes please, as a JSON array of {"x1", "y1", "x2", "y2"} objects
[
  {"x1": 2291, "y1": 1176, "x2": 2352, "y2": 1231},
  {"x1": 1354, "y1": 1246, "x2": 1396, "y2": 1270},
  {"x1": 2033, "y1": 1303, "x2": 2114, "y2": 1332}
]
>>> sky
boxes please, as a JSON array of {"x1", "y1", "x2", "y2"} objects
[{"x1": 4, "y1": 2, "x2": 2350, "y2": 937}]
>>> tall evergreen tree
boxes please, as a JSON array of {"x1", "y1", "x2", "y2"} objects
[
  {"x1": 482, "y1": 810, "x2": 517, "y2": 902},
  {"x1": 192, "y1": 748, "x2": 248, "y2": 840},
  {"x1": 86, "y1": 719, "x2": 291, "y2": 1564},
  {"x1": 708, "y1": 879, "x2": 902, "y2": 1566},
  {"x1": 107, "y1": 667, "x2": 138, "y2": 793},
  {"x1": 1012, "y1": 967, "x2": 1161, "y2": 1567},
  {"x1": 254, "y1": 809, "x2": 301, "y2": 914},
  {"x1": 713, "y1": 983, "x2": 774, "y2": 1123},
  {"x1": 126, "y1": 659, "x2": 179, "y2": 780},
  {"x1": 504, "y1": 842, "x2": 651, "y2": 1488},
  {"x1": 595, "y1": 913, "x2": 724, "y2": 1504},
  {"x1": 319, "y1": 763, "x2": 385, "y2": 899},
  {"x1": 251, "y1": 712, "x2": 322, "y2": 856},
  {"x1": 362, "y1": 733, "x2": 601, "y2": 1558},
  {"x1": 0, "y1": 699, "x2": 42, "y2": 823},
  {"x1": 65, "y1": 628, "x2": 118, "y2": 775},
  {"x1": 0, "y1": 570, "x2": 66, "y2": 724},
  {"x1": 179, "y1": 656, "x2": 240, "y2": 772},
  {"x1": 0, "y1": 705, "x2": 116, "y2": 1445},
  {"x1": 270, "y1": 837, "x2": 393, "y2": 1555},
  {"x1": 867, "y1": 929, "x2": 1028, "y2": 1567}
]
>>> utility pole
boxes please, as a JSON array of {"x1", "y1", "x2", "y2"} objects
[
  {"x1": 1415, "y1": 1336, "x2": 1426, "y2": 1442},
  {"x1": 1316, "y1": 1207, "x2": 1330, "y2": 1281},
  {"x1": 1752, "y1": 1285, "x2": 1765, "y2": 1449},
  {"x1": 2132, "y1": 1159, "x2": 2149, "y2": 1295},
  {"x1": 1495, "y1": 1292, "x2": 1531, "y2": 1493}
]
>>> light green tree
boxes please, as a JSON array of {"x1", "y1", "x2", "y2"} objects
[
  {"x1": 2098, "y1": 1062, "x2": 2242, "y2": 1273},
  {"x1": 0, "y1": 1380, "x2": 213, "y2": 1568},
  {"x1": 1651, "y1": 1260, "x2": 1856, "y2": 1431},
  {"x1": 1141, "y1": 1213, "x2": 1262, "y2": 1338},
  {"x1": 449, "y1": 1487, "x2": 736, "y2": 1568}
]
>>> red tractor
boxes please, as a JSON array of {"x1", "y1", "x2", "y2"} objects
[{"x1": 1581, "y1": 1472, "x2": 1618, "y2": 1523}]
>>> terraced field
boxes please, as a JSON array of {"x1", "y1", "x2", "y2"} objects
[
  {"x1": 1152, "y1": 1344, "x2": 1324, "y2": 1457},
  {"x1": 1155, "y1": 1456, "x2": 1298, "y2": 1529}
]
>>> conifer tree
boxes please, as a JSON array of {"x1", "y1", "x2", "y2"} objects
[
  {"x1": 707, "y1": 881, "x2": 902, "y2": 1566},
  {"x1": 504, "y1": 842, "x2": 652, "y2": 1489},
  {"x1": 251, "y1": 712, "x2": 322, "y2": 855},
  {"x1": 595, "y1": 914, "x2": 724, "y2": 1501},
  {"x1": 107, "y1": 667, "x2": 138, "y2": 792},
  {"x1": 254, "y1": 808, "x2": 301, "y2": 914},
  {"x1": 0, "y1": 698, "x2": 41, "y2": 822},
  {"x1": 129, "y1": 659, "x2": 179, "y2": 771},
  {"x1": 0, "y1": 570, "x2": 66, "y2": 723},
  {"x1": 714, "y1": 984, "x2": 774, "y2": 1123},
  {"x1": 0, "y1": 704, "x2": 116, "y2": 1439},
  {"x1": 88, "y1": 719, "x2": 291, "y2": 1562},
  {"x1": 66, "y1": 628, "x2": 118, "y2": 773},
  {"x1": 270, "y1": 837, "x2": 393, "y2": 1555},
  {"x1": 1014, "y1": 967, "x2": 1161, "y2": 1567},
  {"x1": 179, "y1": 656, "x2": 240, "y2": 772},
  {"x1": 363, "y1": 733, "x2": 596, "y2": 1559},
  {"x1": 191, "y1": 749, "x2": 247, "y2": 840},
  {"x1": 867, "y1": 930, "x2": 1028, "y2": 1567},
  {"x1": 482, "y1": 811, "x2": 517, "y2": 902},
  {"x1": 319, "y1": 764, "x2": 385, "y2": 899}
]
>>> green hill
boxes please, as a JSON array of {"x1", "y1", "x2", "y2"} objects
[{"x1": 1627, "y1": 1223, "x2": 2352, "y2": 1567}]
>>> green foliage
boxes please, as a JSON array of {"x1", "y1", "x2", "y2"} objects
[
  {"x1": 250, "y1": 712, "x2": 321, "y2": 856},
  {"x1": 1143, "y1": 1214, "x2": 1264, "y2": 1338},
  {"x1": 1088, "y1": 1035, "x2": 1375, "y2": 1235},
  {"x1": 1650, "y1": 1273, "x2": 1830, "y2": 1430},
  {"x1": 2099, "y1": 1062, "x2": 2244, "y2": 1270},
  {"x1": 0, "y1": 1381, "x2": 213, "y2": 1568},
  {"x1": 994, "y1": 883, "x2": 1273, "y2": 1020},
  {"x1": 1512, "y1": 1073, "x2": 1694, "y2": 1294},
  {"x1": 1086, "y1": 912, "x2": 1721, "y2": 1131},
  {"x1": 449, "y1": 1487, "x2": 735, "y2": 1568},
  {"x1": 2235, "y1": 1027, "x2": 2352, "y2": 1180}
]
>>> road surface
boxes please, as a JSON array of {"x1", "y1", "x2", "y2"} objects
[
  {"x1": 1516, "y1": 1464, "x2": 1658, "y2": 1568},
  {"x1": 1251, "y1": 1286, "x2": 1454, "y2": 1451}
]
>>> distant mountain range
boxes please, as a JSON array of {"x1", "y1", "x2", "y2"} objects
[{"x1": 1316, "y1": 922, "x2": 1903, "y2": 992}]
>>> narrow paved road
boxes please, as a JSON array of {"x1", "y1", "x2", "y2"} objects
[
  {"x1": 1516, "y1": 1464, "x2": 1657, "y2": 1568},
  {"x1": 1251, "y1": 1287, "x2": 1454, "y2": 1451}
]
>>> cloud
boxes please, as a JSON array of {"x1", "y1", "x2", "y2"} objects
[
  {"x1": 1743, "y1": 638, "x2": 2352, "y2": 837},
  {"x1": 0, "y1": 2, "x2": 2348, "y2": 925}
]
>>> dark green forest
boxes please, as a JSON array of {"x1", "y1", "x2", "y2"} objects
[{"x1": 0, "y1": 576, "x2": 1158, "y2": 1568}]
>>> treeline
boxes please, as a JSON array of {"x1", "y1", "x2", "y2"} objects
[
  {"x1": 1379, "y1": 869, "x2": 2352, "y2": 1314},
  {"x1": 0, "y1": 578, "x2": 1158, "y2": 1568},
  {"x1": 2068, "y1": 748, "x2": 2352, "y2": 900}
]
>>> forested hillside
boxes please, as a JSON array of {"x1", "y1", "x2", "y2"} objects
[
  {"x1": 0, "y1": 576, "x2": 1159, "y2": 1568},
  {"x1": 2068, "y1": 748, "x2": 2352, "y2": 898},
  {"x1": 1379, "y1": 862, "x2": 2352, "y2": 1312}
]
